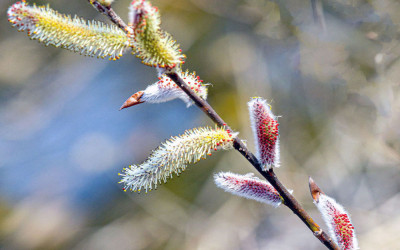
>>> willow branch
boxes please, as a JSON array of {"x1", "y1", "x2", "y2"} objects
[
  {"x1": 166, "y1": 72, "x2": 339, "y2": 250},
  {"x1": 88, "y1": 0, "x2": 129, "y2": 31},
  {"x1": 90, "y1": 2, "x2": 340, "y2": 249}
]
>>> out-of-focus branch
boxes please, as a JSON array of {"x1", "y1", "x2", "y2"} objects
[
  {"x1": 90, "y1": 2, "x2": 339, "y2": 249},
  {"x1": 311, "y1": 0, "x2": 326, "y2": 32}
]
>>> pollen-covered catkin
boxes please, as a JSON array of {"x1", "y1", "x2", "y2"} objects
[
  {"x1": 119, "y1": 127, "x2": 236, "y2": 192},
  {"x1": 128, "y1": 0, "x2": 185, "y2": 68},
  {"x1": 8, "y1": 1, "x2": 129, "y2": 60},
  {"x1": 248, "y1": 98, "x2": 280, "y2": 170},
  {"x1": 310, "y1": 178, "x2": 359, "y2": 250}
]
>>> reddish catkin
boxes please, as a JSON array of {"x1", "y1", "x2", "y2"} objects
[
  {"x1": 214, "y1": 172, "x2": 286, "y2": 207},
  {"x1": 310, "y1": 178, "x2": 359, "y2": 250},
  {"x1": 248, "y1": 98, "x2": 280, "y2": 170}
]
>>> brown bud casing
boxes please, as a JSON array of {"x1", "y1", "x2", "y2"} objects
[
  {"x1": 309, "y1": 177, "x2": 325, "y2": 202},
  {"x1": 120, "y1": 91, "x2": 144, "y2": 110}
]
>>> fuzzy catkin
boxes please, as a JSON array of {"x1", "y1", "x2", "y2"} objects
[
  {"x1": 8, "y1": 1, "x2": 129, "y2": 60},
  {"x1": 128, "y1": 0, "x2": 185, "y2": 68},
  {"x1": 214, "y1": 172, "x2": 284, "y2": 207},
  {"x1": 314, "y1": 194, "x2": 359, "y2": 250},
  {"x1": 140, "y1": 70, "x2": 208, "y2": 107},
  {"x1": 119, "y1": 127, "x2": 236, "y2": 192},
  {"x1": 248, "y1": 98, "x2": 280, "y2": 170}
]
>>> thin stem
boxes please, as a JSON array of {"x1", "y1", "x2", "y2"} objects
[
  {"x1": 89, "y1": 2, "x2": 340, "y2": 249},
  {"x1": 88, "y1": 0, "x2": 129, "y2": 31},
  {"x1": 167, "y1": 72, "x2": 340, "y2": 250}
]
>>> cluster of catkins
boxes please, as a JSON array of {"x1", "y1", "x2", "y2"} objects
[{"x1": 8, "y1": 1, "x2": 358, "y2": 249}]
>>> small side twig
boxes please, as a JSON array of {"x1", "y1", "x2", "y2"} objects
[{"x1": 90, "y1": 1, "x2": 340, "y2": 249}]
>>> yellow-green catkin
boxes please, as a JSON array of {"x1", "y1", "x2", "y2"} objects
[
  {"x1": 8, "y1": 1, "x2": 129, "y2": 60},
  {"x1": 119, "y1": 127, "x2": 236, "y2": 193},
  {"x1": 96, "y1": 0, "x2": 115, "y2": 6},
  {"x1": 128, "y1": 0, "x2": 185, "y2": 68}
]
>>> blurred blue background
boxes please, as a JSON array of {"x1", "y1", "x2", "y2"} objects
[{"x1": 1, "y1": 0, "x2": 400, "y2": 249}]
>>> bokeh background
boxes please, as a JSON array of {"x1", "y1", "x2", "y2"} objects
[{"x1": 1, "y1": 0, "x2": 400, "y2": 249}]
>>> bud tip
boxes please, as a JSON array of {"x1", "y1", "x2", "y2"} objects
[
  {"x1": 309, "y1": 177, "x2": 324, "y2": 202},
  {"x1": 120, "y1": 91, "x2": 144, "y2": 110}
]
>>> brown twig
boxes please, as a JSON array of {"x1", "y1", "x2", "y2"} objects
[
  {"x1": 88, "y1": 0, "x2": 129, "y2": 31},
  {"x1": 89, "y1": 1, "x2": 340, "y2": 249},
  {"x1": 166, "y1": 72, "x2": 339, "y2": 250}
]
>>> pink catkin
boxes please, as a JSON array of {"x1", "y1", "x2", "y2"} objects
[
  {"x1": 214, "y1": 172, "x2": 283, "y2": 207},
  {"x1": 248, "y1": 98, "x2": 280, "y2": 170},
  {"x1": 316, "y1": 194, "x2": 359, "y2": 250}
]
